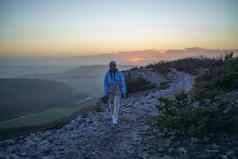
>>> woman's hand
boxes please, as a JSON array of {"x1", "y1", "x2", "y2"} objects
[
  {"x1": 121, "y1": 94, "x2": 127, "y2": 98},
  {"x1": 102, "y1": 96, "x2": 108, "y2": 104}
]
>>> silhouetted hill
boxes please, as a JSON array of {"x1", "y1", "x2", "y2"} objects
[
  {"x1": 0, "y1": 79, "x2": 79, "y2": 121},
  {"x1": 21, "y1": 65, "x2": 132, "y2": 97}
]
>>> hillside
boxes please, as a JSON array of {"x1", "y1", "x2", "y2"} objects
[
  {"x1": 0, "y1": 79, "x2": 84, "y2": 121},
  {"x1": 0, "y1": 56, "x2": 238, "y2": 159}
]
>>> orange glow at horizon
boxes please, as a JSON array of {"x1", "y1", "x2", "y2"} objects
[{"x1": 129, "y1": 57, "x2": 145, "y2": 63}]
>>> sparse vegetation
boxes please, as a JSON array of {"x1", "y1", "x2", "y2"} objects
[
  {"x1": 146, "y1": 56, "x2": 224, "y2": 75},
  {"x1": 0, "y1": 78, "x2": 76, "y2": 121},
  {"x1": 158, "y1": 81, "x2": 170, "y2": 90},
  {"x1": 0, "y1": 107, "x2": 81, "y2": 139},
  {"x1": 78, "y1": 101, "x2": 104, "y2": 114},
  {"x1": 155, "y1": 53, "x2": 238, "y2": 138},
  {"x1": 0, "y1": 98, "x2": 99, "y2": 139},
  {"x1": 193, "y1": 55, "x2": 238, "y2": 99},
  {"x1": 125, "y1": 76, "x2": 156, "y2": 94},
  {"x1": 156, "y1": 92, "x2": 238, "y2": 137}
]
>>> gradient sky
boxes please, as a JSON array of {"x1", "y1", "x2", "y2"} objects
[{"x1": 0, "y1": 0, "x2": 238, "y2": 57}]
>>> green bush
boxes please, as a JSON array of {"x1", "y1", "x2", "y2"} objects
[
  {"x1": 152, "y1": 53, "x2": 238, "y2": 138},
  {"x1": 126, "y1": 77, "x2": 156, "y2": 94},
  {"x1": 156, "y1": 93, "x2": 238, "y2": 137},
  {"x1": 193, "y1": 56, "x2": 238, "y2": 99},
  {"x1": 146, "y1": 56, "x2": 223, "y2": 75},
  {"x1": 158, "y1": 81, "x2": 170, "y2": 90}
]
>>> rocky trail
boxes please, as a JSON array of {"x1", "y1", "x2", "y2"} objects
[{"x1": 1, "y1": 69, "x2": 220, "y2": 159}]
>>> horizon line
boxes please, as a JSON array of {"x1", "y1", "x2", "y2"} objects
[{"x1": 1, "y1": 47, "x2": 238, "y2": 58}]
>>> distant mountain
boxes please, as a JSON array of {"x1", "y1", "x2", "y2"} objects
[
  {"x1": 111, "y1": 48, "x2": 238, "y2": 64},
  {"x1": 63, "y1": 65, "x2": 131, "y2": 75},
  {"x1": 185, "y1": 47, "x2": 238, "y2": 52},
  {"x1": 20, "y1": 65, "x2": 132, "y2": 97},
  {"x1": 1, "y1": 48, "x2": 237, "y2": 67}
]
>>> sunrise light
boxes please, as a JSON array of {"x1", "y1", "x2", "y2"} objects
[
  {"x1": 1, "y1": 0, "x2": 237, "y2": 57},
  {"x1": 129, "y1": 57, "x2": 144, "y2": 63}
]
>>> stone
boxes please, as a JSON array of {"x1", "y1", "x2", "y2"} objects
[
  {"x1": 65, "y1": 151, "x2": 82, "y2": 159},
  {"x1": 42, "y1": 156, "x2": 54, "y2": 159},
  {"x1": 161, "y1": 155, "x2": 174, "y2": 159},
  {"x1": 9, "y1": 154, "x2": 21, "y2": 159},
  {"x1": 221, "y1": 155, "x2": 228, "y2": 159},
  {"x1": 168, "y1": 147, "x2": 174, "y2": 153},
  {"x1": 177, "y1": 147, "x2": 187, "y2": 154},
  {"x1": 6, "y1": 139, "x2": 15, "y2": 145},
  {"x1": 19, "y1": 152, "x2": 27, "y2": 157}
]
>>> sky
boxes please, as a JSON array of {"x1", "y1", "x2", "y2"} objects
[{"x1": 0, "y1": 0, "x2": 238, "y2": 57}]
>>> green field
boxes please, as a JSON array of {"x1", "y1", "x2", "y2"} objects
[
  {"x1": 0, "y1": 107, "x2": 81, "y2": 128},
  {"x1": 0, "y1": 98, "x2": 100, "y2": 139}
]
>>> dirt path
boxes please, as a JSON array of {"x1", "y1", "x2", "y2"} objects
[{"x1": 0, "y1": 70, "x2": 193, "y2": 159}]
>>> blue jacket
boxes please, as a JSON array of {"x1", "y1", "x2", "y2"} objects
[{"x1": 104, "y1": 70, "x2": 126, "y2": 96}]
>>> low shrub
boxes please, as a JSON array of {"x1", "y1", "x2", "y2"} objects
[
  {"x1": 156, "y1": 93, "x2": 238, "y2": 137},
  {"x1": 158, "y1": 81, "x2": 170, "y2": 90},
  {"x1": 125, "y1": 77, "x2": 156, "y2": 94},
  {"x1": 193, "y1": 56, "x2": 238, "y2": 99},
  {"x1": 153, "y1": 53, "x2": 238, "y2": 138},
  {"x1": 146, "y1": 56, "x2": 223, "y2": 75},
  {"x1": 79, "y1": 102, "x2": 104, "y2": 114}
]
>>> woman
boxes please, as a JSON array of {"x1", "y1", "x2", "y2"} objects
[{"x1": 103, "y1": 61, "x2": 126, "y2": 125}]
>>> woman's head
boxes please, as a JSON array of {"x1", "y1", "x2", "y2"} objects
[{"x1": 109, "y1": 60, "x2": 117, "y2": 71}]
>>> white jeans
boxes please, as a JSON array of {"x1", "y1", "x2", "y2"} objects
[{"x1": 108, "y1": 95, "x2": 121, "y2": 124}]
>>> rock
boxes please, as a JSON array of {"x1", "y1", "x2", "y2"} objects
[
  {"x1": 221, "y1": 155, "x2": 228, "y2": 159},
  {"x1": 206, "y1": 149, "x2": 219, "y2": 153},
  {"x1": 168, "y1": 147, "x2": 175, "y2": 153},
  {"x1": 161, "y1": 155, "x2": 174, "y2": 159},
  {"x1": 25, "y1": 138, "x2": 36, "y2": 147},
  {"x1": 190, "y1": 137, "x2": 199, "y2": 144},
  {"x1": 19, "y1": 152, "x2": 27, "y2": 157},
  {"x1": 39, "y1": 140, "x2": 52, "y2": 155},
  {"x1": 6, "y1": 139, "x2": 15, "y2": 145},
  {"x1": 31, "y1": 136, "x2": 41, "y2": 142},
  {"x1": 225, "y1": 150, "x2": 234, "y2": 157},
  {"x1": 65, "y1": 151, "x2": 82, "y2": 159},
  {"x1": 177, "y1": 147, "x2": 187, "y2": 154},
  {"x1": 42, "y1": 155, "x2": 54, "y2": 159},
  {"x1": 10, "y1": 154, "x2": 22, "y2": 159},
  {"x1": 0, "y1": 153, "x2": 6, "y2": 159},
  {"x1": 192, "y1": 102, "x2": 199, "y2": 108},
  {"x1": 149, "y1": 156, "x2": 161, "y2": 159}
]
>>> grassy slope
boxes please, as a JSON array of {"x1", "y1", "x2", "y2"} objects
[
  {"x1": 0, "y1": 107, "x2": 80, "y2": 128},
  {"x1": 0, "y1": 99, "x2": 99, "y2": 139},
  {"x1": 0, "y1": 78, "x2": 75, "y2": 121}
]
